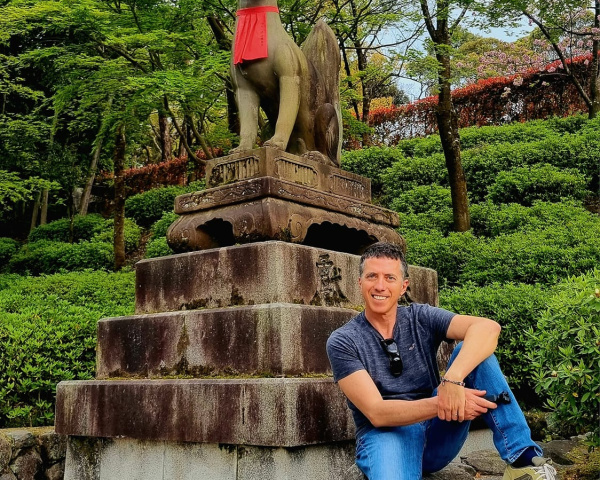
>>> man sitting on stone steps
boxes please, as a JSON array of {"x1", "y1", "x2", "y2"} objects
[{"x1": 326, "y1": 242, "x2": 556, "y2": 480}]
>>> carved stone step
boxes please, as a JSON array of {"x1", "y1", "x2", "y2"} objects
[
  {"x1": 96, "y1": 304, "x2": 357, "y2": 379},
  {"x1": 55, "y1": 378, "x2": 354, "y2": 447},
  {"x1": 135, "y1": 242, "x2": 438, "y2": 315}
]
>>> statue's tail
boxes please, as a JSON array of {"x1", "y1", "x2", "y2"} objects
[{"x1": 302, "y1": 20, "x2": 342, "y2": 166}]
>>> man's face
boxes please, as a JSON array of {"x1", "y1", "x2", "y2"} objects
[{"x1": 359, "y1": 257, "x2": 409, "y2": 319}]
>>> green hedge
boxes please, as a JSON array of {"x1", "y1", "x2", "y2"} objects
[
  {"x1": 341, "y1": 146, "x2": 406, "y2": 196},
  {"x1": 125, "y1": 180, "x2": 205, "y2": 227},
  {"x1": 28, "y1": 214, "x2": 108, "y2": 243},
  {"x1": 440, "y1": 282, "x2": 550, "y2": 405},
  {"x1": 91, "y1": 218, "x2": 143, "y2": 253},
  {"x1": 0, "y1": 238, "x2": 19, "y2": 271},
  {"x1": 486, "y1": 164, "x2": 587, "y2": 206},
  {"x1": 149, "y1": 211, "x2": 179, "y2": 241},
  {"x1": 8, "y1": 241, "x2": 114, "y2": 275},
  {"x1": 527, "y1": 269, "x2": 600, "y2": 446},
  {"x1": 403, "y1": 202, "x2": 600, "y2": 287},
  {"x1": 0, "y1": 270, "x2": 135, "y2": 427},
  {"x1": 145, "y1": 237, "x2": 174, "y2": 258},
  {"x1": 383, "y1": 130, "x2": 600, "y2": 205},
  {"x1": 395, "y1": 115, "x2": 590, "y2": 158}
]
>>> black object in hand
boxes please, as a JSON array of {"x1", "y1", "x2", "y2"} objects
[{"x1": 484, "y1": 391, "x2": 511, "y2": 404}]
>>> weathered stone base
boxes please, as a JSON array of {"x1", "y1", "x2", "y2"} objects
[
  {"x1": 56, "y1": 378, "x2": 354, "y2": 446},
  {"x1": 97, "y1": 304, "x2": 358, "y2": 378},
  {"x1": 65, "y1": 437, "x2": 363, "y2": 480},
  {"x1": 135, "y1": 241, "x2": 439, "y2": 314}
]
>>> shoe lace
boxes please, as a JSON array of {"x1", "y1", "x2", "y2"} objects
[{"x1": 532, "y1": 461, "x2": 557, "y2": 479}]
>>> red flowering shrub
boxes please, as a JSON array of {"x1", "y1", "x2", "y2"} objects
[{"x1": 370, "y1": 54, "x2": 593, "y2": 144}]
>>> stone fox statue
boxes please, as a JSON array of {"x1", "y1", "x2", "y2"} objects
[{"x1": 231, "y1": 0, "x2": 342, "y2": 166}]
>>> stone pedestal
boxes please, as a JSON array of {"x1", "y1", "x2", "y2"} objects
[
  {"x1": 55, "y1": 243, "x2": 439, "y2": 480},
  {"x1": 54, "y1": 149, "x2": 440, "y2": 479},
  {"x1": 167, "y1": 148, "x2": 403, "y2": 253}
]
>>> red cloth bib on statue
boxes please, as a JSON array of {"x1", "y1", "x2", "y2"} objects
[{"x1": 233, "y1": 6, "x2": 279, "y2": 64}]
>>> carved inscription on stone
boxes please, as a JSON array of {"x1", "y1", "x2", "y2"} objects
[
  {"x1": 275, "y1": 159, "x2": 318, "y2": 186},
  {"x1": 209, "y1": 156, "x2": 260, "y2": 185},
  {"x1": 329, "y1": 174, "x2": 367, "y2": 200},
  {"x1": 311, "y1": 254, "x2": 347, "y2": 307}
]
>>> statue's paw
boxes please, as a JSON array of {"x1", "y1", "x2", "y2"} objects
[
  {"x1": 263, "y1": 138, "x2": 286, "y2": 151},
  {"x1": 230, "y1": 145, "x2": 253, "y2": 154}
]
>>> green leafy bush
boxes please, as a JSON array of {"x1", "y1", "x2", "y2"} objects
[
  {"x1": 403, "y1": 230, "x2": 481, "y2": 288},
  {"x1": 0, "y1": 238, "x2": 19, "y2": 270},
  {"x1": 150, "y1": 211, "x2": 179, "y2": 241},
  {"x1": 470, "y1": 201, "x2": 594, "y2": 238},
  {"x1": 486, "y1": 164, "x2": 587, "y2": 206},
  {"x1": 8, "y1": 241, "x2": 114, "y2": 275},
  {"x1": 393, "y1": 185, "x2": 454, "y2": 234},
  {"x1": 395, "y1": 115, "x2": 589, "y2": 158},
  {"x1": 0, "y1": 270, "x2": 135, "y2": 427},
  {"x1": 28, "y1": 214, "x2": 108, "y2": 243},
  {"x1": 527, "y1": 270, "x2": 600, "y2": 446},
  {"x1": 125, "y1": 181, "x2": 205, "y2": 227},
  {"x1": 440, "y1": 282, "x2": 550, "y2": 405},
  {"x1": 381, "y1": 153, "x2": 447, "y2": 202},
  {"x1": 91, "y1": 218, "x2": 143, "y2": 253},
  {"x1": 460, "y1": 225, "x2": 600, "y2": 286},
  {"x1": 341, "y1": 146, "x2": 406, "y2": 196},
  {"x1": 145, "y1": 237, "x2": 174, "y2": 258}
]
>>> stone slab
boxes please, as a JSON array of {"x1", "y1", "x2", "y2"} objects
[
  {"x1": 64, "y1": 437, "x2": 362, "y2": 480},
  {"x1": 55, "y1": 378, "x2": 355, "y2": 447},
  {"x1": 135, "y1": 242, "x2": 438, "y2": 314},
  {"x1": 166, "y1": 196, "x2": 402, "y2": 253},
  {"x1": 96, "y1": 304, "x2": 357, "y2": 379},
  {"x1": 205, "y1": 147, "x2": 371, "y2": 202},
  {"x1": 174, "y1": 177, "x2": 398, "y2": 226}
]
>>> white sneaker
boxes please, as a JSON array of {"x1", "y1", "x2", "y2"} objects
[{"x1": 502, "y1": 456, "x2": 557, "y2": 480}]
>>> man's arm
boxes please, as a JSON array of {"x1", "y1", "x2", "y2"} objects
[
  {"x1": 338, "y1": 369, "x2": 438, "y2": 427},
  {"x1": 338, "y1": 369, "x2": 495, "y2": 427},
  {"x1": 437, "y1": 314, "x2": 501, "y2": 422}
]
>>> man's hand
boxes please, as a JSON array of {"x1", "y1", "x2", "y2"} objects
[{"x1": 438, "y1": 386, "x2": 496, "y2": 422}]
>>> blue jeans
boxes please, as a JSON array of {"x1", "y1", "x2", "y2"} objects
[{"x1": 355, "y1": 343, "x2": 542, "y2": 479}]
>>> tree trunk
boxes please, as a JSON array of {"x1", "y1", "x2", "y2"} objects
[
  {"x1": 435, "y1": 45, "x2": 470, "y2": 232},
  {"x1": 113, "y1": 125, "x2": 127, "y2": 271},
  {"x1": 187, "y1": 114, "x2": 213, "y2": 159},
  {"x1": 80, "y1": 137, "x2": 104, "y2": 216},
  {"x1": 159, "y1": 111, "x2": 172, "y2": 162},
  {"x1": 29, "y1": 190, "x2": 41, "y2": 235},
  {"x1": 40, "y1": 188, "x2": 49, "y2": 225}
]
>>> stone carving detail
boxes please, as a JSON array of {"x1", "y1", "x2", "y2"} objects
[
  {"x1": 311, "y1": 254, "x2": 347, "y2": 307},
  {"x1": 275, "y1": 159, "x2": 318, "y2": 186},
  {"x1": 329, "y1": 174, "x2": 367, "y2": 199},
  {"x1": 209, "y1": 156, "x2": 260, "y2": 185}
]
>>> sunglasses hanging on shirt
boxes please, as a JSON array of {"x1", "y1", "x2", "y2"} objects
[{"x1": 380, "y1": 338, "x2": 403, "y2": 376}]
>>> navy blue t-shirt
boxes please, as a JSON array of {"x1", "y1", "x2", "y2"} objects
[{"x1": 326, "y1": 303, "x2": 455, "y2": 437}]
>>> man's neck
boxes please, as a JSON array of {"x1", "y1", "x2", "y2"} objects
[{"x1": 364, "y1": 309, "x2": 397, "y2": 339}]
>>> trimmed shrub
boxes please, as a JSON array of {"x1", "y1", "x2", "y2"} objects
[
  {"x1": 91, "y1": 218, "x2": 143, "y2": 253},
  {"x1": 381, "y1": 153, "x2": 448, "y2": 202},
  {"x1": 0, "y1": 238, "x2": 19, "y2": 270},
  {"x1": 486, "y1": 164, "x2": 587, "y2": 206},
  {"x1": 460, "y1": 224, "x2": 600, "y2": 286},
  {"x1": 341, "y1": 147, "x2": 406, "y2": 196},
  {"x1": 150, "y1": 212, "x2": 179, "y2": 241},
  {"x1": 0, "y1": 270, "x2": 135, "y2": 427},
  {"x1": 8, "y1": 241, "x2": 114, "y2": 275},
  {"x1": 393, "y1": 185, "x2": 454, "y2": 234},
  {"x1": 527, "y1": 269, "x2": 600, "y2": 446},
  {"x1": 28, "y1": 214, "x2": 108, "y2": 243},
  {"x1": 440, "y1": 282, "x2": 550, "y2": 405},
  {"x1": 470, "y1": 201, "x2": 594, "y2": 238},
  {"x1": 403, "y1": 230, "x2": 480, "y2": 288},
  {"x1": 125, "y1": 180, "x2": 205, "y2": 227},
  {"x1": 145, "y1": 237, "x2": 174, "y2": 258}
]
